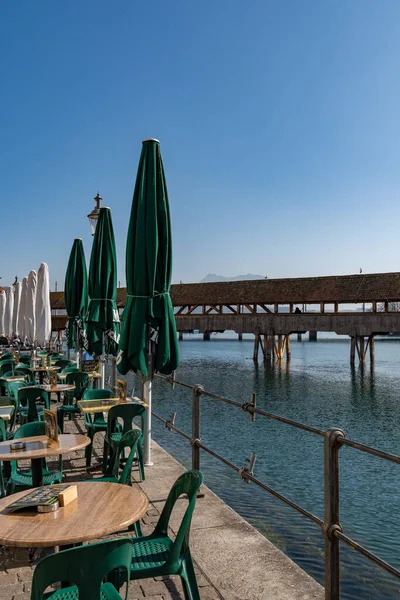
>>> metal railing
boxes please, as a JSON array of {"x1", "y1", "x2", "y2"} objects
[{"x1": 151, "y1": 372, "x2": 400, "y2": 600}]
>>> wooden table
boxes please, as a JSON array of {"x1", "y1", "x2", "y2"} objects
[
  {"x1": 78, "y1": 398, "x2": 130, "y2": 414},
  {"x1": 30, "y1": 366, "x2": 61, "y2": 384},
  {"x1": 38, "y1": 384, "x2": 75, "y2": 394},
  {"x1": 0, "y1": 406, "x2": 14, "y2": 421},
  {"x1": 0, "y1": 481, "x2": 148, "y2": 547},
  {"x1": 2, "y1": 376, "x2": 25, "y2": 382},
  {"x1": 0, "y1": 434, "x2": 90, "y2": 487}
]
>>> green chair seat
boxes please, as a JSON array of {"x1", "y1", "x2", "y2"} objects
[
  {"x1": 42, "y1": 582, "x2": 123, "y2": 599},
  {"x1": 130, "y1": 536, "x2": 172, "y2": 571},
  {"x1": 8, "y1": 468, "x2": 62, "y2": 488}
]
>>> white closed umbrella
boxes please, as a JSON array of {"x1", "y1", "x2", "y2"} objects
[
  {"x1": 4, "y1": 287, "x2": 14, "y2": 338},
  {"x1": 12, "y1": 282, "x2": 21, "y2": 337},
  {"x1": 36, "y1": 263, "x2": 51, "y2": 348},
  {"x1": 18, "y1": 277, "x2": 28, "y2": 343},
  {"x1": 26, "y1": 271, "x2": 37, "y2": 344},
  {"x1": 0, "y1": 290, "x2": 6, "y2": 335}
]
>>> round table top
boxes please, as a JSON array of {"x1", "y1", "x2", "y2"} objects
[
  {"x1": 30, "y1": 366, "x2": 61, "y2": 372},
  {"x1": 0, "y1": 434, "x2": 90, "y2": 461},
  {"x1": 0, "y1": 481, "x2": 148, "y2": 547},
  {"x1": 2, "y1": 376, "x2": 25, "y2": 382},
  {"x1": 40, "y1": 384, "x2": 75, "y2": 393}
]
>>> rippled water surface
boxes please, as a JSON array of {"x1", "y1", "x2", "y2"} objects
[{"x1": 123, "y1": 334, "x2": 400, "y2": 599}]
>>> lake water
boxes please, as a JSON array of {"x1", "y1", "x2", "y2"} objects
[{"x1": 122, "y1": 333, "x2": 400, "y2": 600}]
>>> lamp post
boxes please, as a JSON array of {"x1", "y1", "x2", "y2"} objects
[{"x1": 87, "y1": 192, "x2": 102, "y2": 236}]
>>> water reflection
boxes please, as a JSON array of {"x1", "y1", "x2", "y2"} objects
[{"x1": 120, "y1": 336, "x2": 400, "y2": 599}]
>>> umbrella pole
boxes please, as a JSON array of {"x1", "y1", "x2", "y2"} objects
[
  {"x1": 75, "y1": 322, "x2": 80, "y2": 369},
  {"x1": 143, "y1": 337, "x2": 153, "y2": 466},
  {"x1": 100, "y1": 332, "x2": 105, "y2": 388}
]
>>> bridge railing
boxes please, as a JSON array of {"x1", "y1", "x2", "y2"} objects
[{"x1": 150, "y1": 372, "x2": 399, "y2": 600}]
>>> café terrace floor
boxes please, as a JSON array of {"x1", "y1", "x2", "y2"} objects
[{"x1": 0, "y1": 413, "x2": 323, "y2": 600}]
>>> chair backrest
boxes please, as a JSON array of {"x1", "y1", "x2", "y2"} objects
[
  {"x1": 18, "y1": 356, "x2": 32, "y2": 367},
  {"x1": 0, "y1": 396, "x2": 18, "y2": 430},
  {"x1": 14, "y1": 420, "x2": 46, "y2": 438},
  {"x1": 154, "y1": 470, "x2": 203, "y2": 567},
  {"x1": 83, "y1": 388, "x2": 114, "y2": 400},
  {"x1": 108, "y1": 430, "x2": 141, "y2": 484},
  {"x1": 6, "y1": 381, "x2": 28, "y2": 399},
  {"x1": 0, "y1": 360, "x2": 14, "y2": 376},
  {"x1": 0, "y1": 352, "x2": 14, "y2": 361},
  {"x1": 107, "y1": 403, "x2": 146, "y2": 438},
  {"x1": 31, "y1": 538, "x2": 132, "y2": 600},
  {"x1": 0, "y1": 417, "x2": 6, "y2": 442},
  {"x1": 62, "y1": 365, "x2": 78, "y2": 374},
  {"x1": 13, "y1": 365, "x2": 35, "y2": 383},
  {"x1": 18, "y1": 388, "x2": 50, "y2": 422},
  {"x1": 55, "y1": 359, "x2": 73, "y2": 369},
  {"x1": 65, "y1": 371, "x2": 89, "y2": 401}
]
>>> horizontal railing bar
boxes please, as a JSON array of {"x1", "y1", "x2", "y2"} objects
[
  {"x1": 155, "y1": 374, "x2": 325, "y2": 436},
  {"x1": 335, "y1": 530, "x2": 400, "y2": 579},
  {"x1": 151, "y1": 412, "x2": 192, "y2": 442},
  {"x1": 339, "y1": 438, "x2": 400, "y2": 464},
  {"x1": 195, "y1": 440, "x2": 324, "y2": 527}
]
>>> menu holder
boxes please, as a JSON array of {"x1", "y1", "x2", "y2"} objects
[
  {"x1": 117, "y1": 380, "x2": 127, "y2": 402},
  {"x1": 81, "y1": 359, "x2": 100, "y2": 373},
  {"x1": 44, "y1": 410, "x2": 58, "y2": 445},
  {"x1": 6, "y1": 484, "x2": 76, "y2": 513}
]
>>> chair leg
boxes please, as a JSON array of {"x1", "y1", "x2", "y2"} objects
[
  {"x1": 137, "y1": 443, "x2": 145, "y2": 481},
  {"x1": 102, "y1": 439, "x2": 108, "y2": 472},
  {"x1": 180, "y1": 553, "x2": 201, "y2": 600},
  {"x1": 85, "y1": 430, "x2": 95, "y2": 468},
  {"x1": 128, "y1": 519, "x2": 142, "y2": 537},
  {"x1": 57, "y1": 410, "x2": 64, "y2": 434},
  {"x1": 6, "y1": 481, "x2": 14, "y2": 496}
]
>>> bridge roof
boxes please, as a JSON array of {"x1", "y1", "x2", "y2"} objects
[{"x1": 49, "y1": 272, "x2": 400, "y2": 309}]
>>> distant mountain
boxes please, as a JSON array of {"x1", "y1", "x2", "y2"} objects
[{"x1": 200, "y1": 273, "x2": 265, "y2": 283}]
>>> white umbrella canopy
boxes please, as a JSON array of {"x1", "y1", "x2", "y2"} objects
[
  {"x1": 18, "y1": 277, "x2": 28, "y2": 343},
  {"x1": 26, "y1": 270, "x2": 37, "y2": 344},
  {"x1": 12, "y1": 282, "x2": 21, "y2": 337},
  {"x1": 4, "y1": 287, "x2": 14, "y2": 338},
  {"x1": 0, "y1": 291, "x2": 6, "y2": 335},
  {"x1": 35, "y1": 263, "x2": 51, "y2": 348}
]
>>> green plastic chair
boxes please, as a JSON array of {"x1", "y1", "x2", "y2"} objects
[
  {"x1": 6, "y1": 421, "x2": 62, "y2": 495},
  {"x1": 18, "y1": 388, "x2": 50, "y2": 424},
  {"x1": 18, "y1": 356, "x2": 32, "y2": 367},
  {"x1": 6, "y1": 380, "x2": 28, "y2": 402},
  {"x1": 54, "y1": 359, "x2": 73, "y2": 369},
  {"x1": 0, "y1": 360, "x2": 15, "y2": 376},
  {"x1": 0, "y1": 417, "x2": 7, "y2": 498},
  {"x1": 82, "y1": 388, "x2": 113, "y2": 467},
  {"x1": 57, "y1": 371, "x2": 89, "y2": 433},
  {"x1": 31, "y1": 537, "x2": 132, "y2": 600},
  {"x1": 0, "y1": 396, "x2": 18, "y2": 436},
  {"x1": 114, "y1": 470, "x2": 203, "y2": 599},
  {"x1": 103, "y1": 404, "x2": 146, "y2": 480},
  {"x1": 13, "y1": 365, "x2": 35, "y2": 383},
  {"x1": 0, "y1": 352, "x2": 14, "y2": 361},
  {"x1": 88, "y1": 429, "x2": 143, "y2": 537}
]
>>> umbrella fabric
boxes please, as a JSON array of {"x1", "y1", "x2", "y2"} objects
[
  {"x1": 36, "y1": 263, "x2": 51, "y2": 347},
  {"x1": 26, "y1": 270, "x2": 37, "y2": 344},
  {"x1": 117, "y1": 138, "x2": 179, "y2": 376},
  {"x1": 12, "y1": 282, "x2": 21, "y2": 337},
  {"x1": 86, "y1": 207, "x2": 120, "y2": 356},
  {"x1": 64, "y1": 238, "x2": 88, "y2": 350},
  {"x1": 0, "y1": 290, "x2": 6, "y2": 335},
  {"x1": 4, "y1": 287, "x2": 14, "y2": 338},
  {"x1": 18, "y1": 277, "x2": 28, "y2": 342}
]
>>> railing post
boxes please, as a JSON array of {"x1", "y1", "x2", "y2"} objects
[
  {"x1": 192, "y1": 385, "x2": 203, "y2": 471},
  {"x1": 323, "y1": 427, "x2": 345, "y2": 600}
]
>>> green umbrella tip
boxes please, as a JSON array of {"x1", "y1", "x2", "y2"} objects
[{"x1": 142, "y1": 137, "x2": 160, "y2": 143}]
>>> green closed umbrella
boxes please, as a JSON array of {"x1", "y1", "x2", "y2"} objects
[
  {"x1": 117, "y1": 138, "x2": 180, "y2": 463},
  {"x1": 86, "y1": 207, "x2": 120, "y2": 384},
  {"x1": 64, "y1": 238, "x2": 88, "y2": 365}
]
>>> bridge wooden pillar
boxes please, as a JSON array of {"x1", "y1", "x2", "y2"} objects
[
  {"x1": 309, "y1": 331, "x2": 317, "y2": 342},
  {"x1": 179, "y1": 331, "x2": 183, "y2": 341},
  {"x1": 203, "y1": 331, "x2": 211, "y2": 341},
  {"x1": 253, "y1": 334, "x2": 290, "y2": 363},
  {"x1": 350, "y1": 335, "x2": 375, "y2": 365}
]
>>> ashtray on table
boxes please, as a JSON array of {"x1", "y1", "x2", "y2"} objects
[{"x1": 10, "y1": 441, "x2": 26, "y2": 451}]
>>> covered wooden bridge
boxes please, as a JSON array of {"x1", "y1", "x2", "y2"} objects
[{"x1": 50, "y1": 272, "x2": 400, "y2": 364}]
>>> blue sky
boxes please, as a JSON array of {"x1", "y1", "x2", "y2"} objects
[{"x1": 1, "y1": 1, "x2": 400, "y2": 290}]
